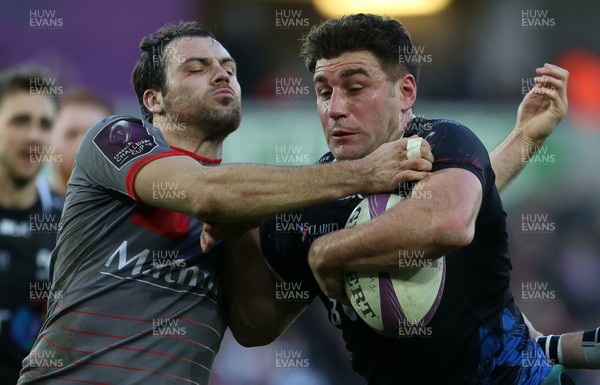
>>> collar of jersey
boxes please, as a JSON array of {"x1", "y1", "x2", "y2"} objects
[{"x1": 171, "y1": 146, "x2": 222, "y2": 165}]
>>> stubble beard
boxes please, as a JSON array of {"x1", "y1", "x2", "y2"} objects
[
  {"x1": 163, "y1": 91, "x2": 242, "y2": 140},
  {"x1": 0, "y1": 152, "x2": 38, "y2": 188}
]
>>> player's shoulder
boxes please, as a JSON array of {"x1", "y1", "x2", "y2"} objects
[
  {"x1": 79, "y1": 114, "x2": 167, "y2": 164},
  {"x1": 406, "y1": 117, "x2": 473, "y2": 138},
  {"x1": 408, "y1": 116, "x2": 485, "y2": 151},
  {"x1": 83, "y1": 114, "x2": 158, "y2": 141}
]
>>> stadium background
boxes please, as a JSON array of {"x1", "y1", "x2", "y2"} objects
[{"x1": 2, "y1": 0, "x2": 599, "y2": 383}]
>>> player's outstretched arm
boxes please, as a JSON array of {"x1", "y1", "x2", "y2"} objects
[
  {"x1": 134, "y1": 137, "x2": 432, "y2": 223},
  {"x1": 525, "y1": 313, "x2": 600, "y2": 369},
  {"x1": 491, "y1": 63, "x2": 569, "y2": 192},
  {"x1": 536, "y1": 328, "x2": 600, "y2": 370},
  {"x1": 215, "y1": 227, "x2": 309, "y2": 346},
  {"x1": 308, "y1": 167, "x2": 481, "y2": 301}
]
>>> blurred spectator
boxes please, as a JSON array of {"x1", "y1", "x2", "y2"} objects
[
  {"x1": 48, "y1": 88, "x2": 114, "y2": 196},
  {"x1": 0, "y1": 67, "x2": 63, "y2": 384}
]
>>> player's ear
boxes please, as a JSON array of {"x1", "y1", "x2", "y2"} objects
[
  {"x1": 143, "y1": 89, "x2": 164, "y2": 115},
  {"x1": 396, "y1": 73, "x2": 417, "y2": 112}
]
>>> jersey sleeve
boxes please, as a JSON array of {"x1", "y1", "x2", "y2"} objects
[
  {"x1": 71, "y1": 115, "x2": 183, "y2": 200},
  {"x1": 424, "y1": 120, "x2": 492, "y2": 189},
  {"x1": 259, "y1": 214, "x2": 320, "y2": 300}
]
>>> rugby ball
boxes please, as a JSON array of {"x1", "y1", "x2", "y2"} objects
[{"x1": 344, "y1": 193, "x2": 445, "y2": 339}]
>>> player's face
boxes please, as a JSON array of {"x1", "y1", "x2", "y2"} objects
[
  {"x1": 0, "y1": 92, "x2": 55, "y2": 186},
  {"x1": 314, "y1": 51, "x2": 403, "y2": 161},
  {"x1": 52, "y1": 103, "x2": 108, "y2": 181},
  {"x1": 161, "y1": 36, "x2": 242, "y2": 137}
]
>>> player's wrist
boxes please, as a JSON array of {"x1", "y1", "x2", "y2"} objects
[
  {"x1": 336, "y1": 157, "x2": 373, "y2": 195},
  {"x1": 513, "y1": 128, "x2": 545, "y2": 159},
  {"x1": 536, "y1": 334, "x2": 563, "y2": 365}
]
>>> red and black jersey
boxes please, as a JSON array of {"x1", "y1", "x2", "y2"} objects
[{"x1": 19, "y1": 116, "x2": 226, "y2": 385}]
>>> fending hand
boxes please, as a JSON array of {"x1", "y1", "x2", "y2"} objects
[{"x1": 515, "y1": 63, "x2": 569, "y2": 146}]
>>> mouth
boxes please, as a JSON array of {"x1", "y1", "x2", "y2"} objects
[
  {"x1": 212, "y1": 88, "x2": 235, "y2": 98},
  {"x1": 21, "y1": 149, "x2": 32, "y2": 158},
  {"x1": 331, "y1": 128, "x2": 355, "y2": 138}
]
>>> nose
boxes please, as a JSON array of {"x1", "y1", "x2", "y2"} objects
[
  {"x1": 328, "y1": 90, "x2": 349, "y2": 120},
  {"x1": 211, "y1": 64, "x2": 231, "y2": 86},
  {"x1": 26, "y1": 118, "x2": 51, "y2": 146}
]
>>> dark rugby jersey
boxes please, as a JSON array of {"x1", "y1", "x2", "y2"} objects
[
  {"x1": 19, "y1": 116, "x2": 226, "y2": 385},
  {"x1": 0, "y1": 179, "x2": 63, "y2": 384},
  {"x1": 260, "y1": 118, "x2": 553, "y2": 384}
]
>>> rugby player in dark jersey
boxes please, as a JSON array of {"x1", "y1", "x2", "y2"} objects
[
  {"x1": 17, "y1": 21, "x2": 433, "y2": 385},
  {"x1": 242, "y1": 14, "x2": 574, "y2": 385},
  {"x1": 0, "y1": 68, "x2": 64, "y2": 385}
]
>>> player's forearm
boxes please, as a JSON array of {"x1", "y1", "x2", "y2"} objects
[
  {"x1": 221, "y1": 229, "x2": 304, "y2": 346},
  {"x1": 490, "y1": 129, "x2": 543, "y2": 193},
  {"x1": 311, "y1": 197, "x2": 474, "y2": 273},
  {"x1": 192, "y1": 161, "x2": 374, "y2": 223},
  {"x1": 538, "y1": 328, "x2": 600, "y2": 369},
  {"x1": 560, "y1": 332, "x2": 586, "y2": 369},
  {"x1": 311, "y1": 170, "x2": 480, "y2": 273}
]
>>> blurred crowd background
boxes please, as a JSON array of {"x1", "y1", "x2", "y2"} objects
[{"x1": 2, "y1": 0, "x2": 599, "y2": 383}]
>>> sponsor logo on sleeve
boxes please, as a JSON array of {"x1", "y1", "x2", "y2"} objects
[{"x1": 93, "y1": 119, "x2": 158, "y2": 169}]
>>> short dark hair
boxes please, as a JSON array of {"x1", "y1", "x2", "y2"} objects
[
  {"x1": 0, "y1": 67, "x2": 59, "y2": 109},
  {"x1": 131, "y1": 20, "x2": 216, "y2": 123},
  {"x1": 300, "y1": 13, "x2": 420, "y2": 83}
]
